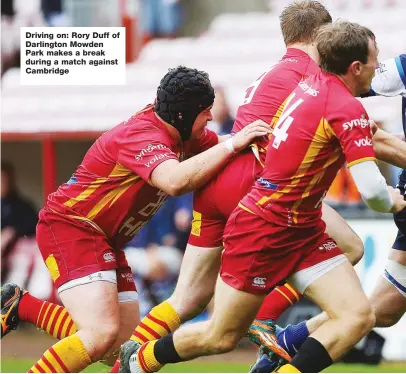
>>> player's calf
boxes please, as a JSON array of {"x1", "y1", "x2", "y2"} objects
[{"x1": 166, "y1": 244, "x2": 222, "y2": 322}]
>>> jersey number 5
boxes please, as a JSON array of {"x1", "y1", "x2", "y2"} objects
[
  {"x1": 241, "y1": 67, "x2": 275, "y2": 105},
  {"x1": 272, "y1": 93, "x2": 304, "y2": 149}
]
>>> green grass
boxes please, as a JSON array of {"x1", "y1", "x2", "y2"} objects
[{"x1": 1, "y1": 359, "x2": 406, "y2": 373}]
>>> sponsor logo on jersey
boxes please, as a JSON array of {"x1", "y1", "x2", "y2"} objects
[
  {"x1": 145, "y1": 153, "x2": 169, "y2": 167},
  {"x1": 103, "y1": 252, "x2": 115, "y2": 263},
  {"x1": 258, "y1": 177, "x2": 278, "y2": 190},
  {"x1": 342, "y1": 115, "x2": 369, "y2": 131},
  {"x1": 135, "y1": 143, "x2": 169, "y2": 161},
  {"x1": 253, "y1": 277, "x2": 267, "y2": 287},
  {"x1": 354, "y1": 136, "x2": 373, "y2": 147},
  {"x1": 121, "y1": 272, "x2": 134, "y2": 283},
  {"x1": 318, "y1": 241, "x2": 338, "y2": 251},
  {"x1": 280, "y1": 58, "x2": 299, "y2": 64},
  {"x1": 298, "y1": 81, "x2": 319, "y2": 97}
]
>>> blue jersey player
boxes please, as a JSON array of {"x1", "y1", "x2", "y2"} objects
[{"x1": 369, "y1": 54, "x2": 406, "y2": 328}]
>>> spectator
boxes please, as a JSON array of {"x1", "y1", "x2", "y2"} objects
[
  {"x1": 1, "y1": 0, "x2": 46, "y2": 76},
  {"x1": 41, "y1": 0, "x2": 69, "y2": 27},
  {"x1": 125, "y1": 244, "x2": 183, "y2": 317},
  {"x1": 208, "y1": 86, "x2": 235, "y2": 135},
  {"x1": 124, "y1": 193, "x2": 193, "y2": 315},
  {"x1": 139, "y1": 0, "x2": 183, "y2": 42},
  {"x1": 126, "y1": 194, "x2": 192, "y2": 251},
  {"x1": 1, "y1": 161, "x2": 38, "y2": 283}
]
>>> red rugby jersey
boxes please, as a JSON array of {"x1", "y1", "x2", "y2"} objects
[
  {"x1": 232, "y1": 48, "x2": 320, "y2": 165},
  {"x1": 47, "y1": 105, "x2": 218, "y2": 249},
  {"x1": 240, "y1": 71, "x2": 376, "y2": 227}
]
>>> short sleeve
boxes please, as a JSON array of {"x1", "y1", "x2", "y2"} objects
[
  {"x1": 184, "y1": 128, "x2": 218, "y2": 157},
  {"x1": 328, "y1": 99, "x2": 376, "y2": 168},
  {"x1": 118, "y1": 123, "x2": 179, "y2": 182}
]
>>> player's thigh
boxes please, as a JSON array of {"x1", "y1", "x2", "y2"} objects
[
  {"x1": 171, "y1": 180, "x2": 226, "y2": 319},
  {"x1": 301, "y1": 259, "x2": 372, "y2": 321},
  {"x1": 37, "y1": 210, "x2": 125, "y2": 354},
  {"x1": 208, "y1": 276, "x2": 265, "y2": 344},
  {"x1": 59, "y1": 278, "x2": 120, "y2": 358},
  {"x1": 168, "y1": 243, "x2": 223, "y2": 320},
  {"x1": 36, "y1": 209, "x2": 120, "y2": 291},
  {"x1": 321, "y1": 202, "x2": 364, "y2": 265},
  {"x1": 101, "y1": 258, "x2": 140, "y2": 364}
]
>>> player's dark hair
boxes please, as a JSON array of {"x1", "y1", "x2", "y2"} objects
[
  {"x1": 280, "y1": 1, "x2": 332, "y2": 46},
  {"x1": 316, "y1": 21, "x2": 376, "y2": 75},
  {"x1": 154, "y1": 66, "x2": 215, "y2": 141}
]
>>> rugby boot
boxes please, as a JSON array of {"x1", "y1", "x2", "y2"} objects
[
  {"x1": 247, "y1": 319, "x2": 291, "y2": 372},
  {"x1": 1, "y1": 283, "x2": 26, "y2": 339},
  {"x1": 119, "y1": 340, "x2": 144, "y2": 373}
]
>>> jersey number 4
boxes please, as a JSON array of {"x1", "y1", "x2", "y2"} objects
[{"x1": 272, "y1": 93, "x2": 304, "y2": 149}]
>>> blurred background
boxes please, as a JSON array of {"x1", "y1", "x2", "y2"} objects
[{"x1": 1, "y1": 0, "x2": 406, "y2": 371}]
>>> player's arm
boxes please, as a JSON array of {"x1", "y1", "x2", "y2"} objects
[
  {"x1": 151, "y1": 120, "x2": 270, "y2": 196},
  {"x1": 372, "y1": 127, "x2": 406, "y2": 169},
  {"x1": 348, "y1": 161, "x2": 398, "y2": 213},
  {"x1": 329, "y1": 102, "x2": 405, "y2": 213},
  {"x1": 218, "y1": 134, "x2": 232, "y2": 142}
]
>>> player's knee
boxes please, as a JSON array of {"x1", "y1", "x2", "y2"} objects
[
  {"x1": 204, "y1": 330, "x2": 241, "y2": 354},
  {"x1": 374, "y1": 307, "x2": 402, "y2": 328},
  {"x1": 344, "y1": 235, "x2": 364, "y2": 266},
  {"x1": 346, "y1": 302, "x2": 375, "y2": 337},
  {"x1": 84, "y1": 322, "x2": 120, "y2": 361}
]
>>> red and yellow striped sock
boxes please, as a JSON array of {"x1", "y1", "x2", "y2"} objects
[
  {"x1": 136, "y1": 341, "x2": 162, "y2": 373},
  {"x1": 19, "y1": 293, "x2": 77, "y2": 339},
  {"x1": 131, "y1": 301, "x2": 181, "y2": 344},
  {"x1": 277, "y1": 364, "x2": 301, "y2": 373},
  {"x1": 256, "y1": 283, "x2": 301, "y2": 321},
  {"x1": 28, "y1": 333, "x2": 92, "y2": 373}
]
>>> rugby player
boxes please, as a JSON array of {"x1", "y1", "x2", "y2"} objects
[
  {"x1": 120, "y1": 21, "x2": 406, "y2": 374},
  {"x1": 251, "y1": 58, "x2": 406, "y2": 372},
  {"x1": 369, "y1": 54, "x2": 406, "y2": 327},
  {"x1": 115, "y1": 2, "x2": 406, "y2": 372},
  {"x1": 251, "y1": 54, "x2": 406, "y2": 373},
  {"x1": 0, "y1": 66, "x2": 271, "y2": 373}
]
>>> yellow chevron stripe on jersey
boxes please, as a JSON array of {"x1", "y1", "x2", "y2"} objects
[
  {"x1": 86, "y1": 175, "x2": 140, "y2": 220},
  {"x1": 257, "y1": 117, "x2": 329, "y2": 207},
  {"x1": 63, "y1": 163, "x2": 132, "y2": 208}
]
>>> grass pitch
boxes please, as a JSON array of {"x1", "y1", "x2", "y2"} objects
[{"x1": 1, "y1": 359, "x2": 406, "y2": 373}]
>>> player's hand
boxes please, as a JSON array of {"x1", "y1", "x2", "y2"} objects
[
  {"x1": 388, "y1": 186, "x2": 406, "y2": 213},
  {"x1": 232, "y1": 120, "x2": 271, "y2": 152}
]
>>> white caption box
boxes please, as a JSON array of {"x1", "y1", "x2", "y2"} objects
[{"x1": 21, "y1": 27, "x2": 126, "y2": 85}]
